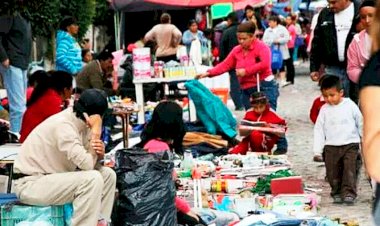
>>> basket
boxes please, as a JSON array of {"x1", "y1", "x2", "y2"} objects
[
  {"x1": 211, "y1": 88, "x2": 229, "y2": 104},
  {"x1": 0, "y1": 204, "x2": 65, "y2": 226}
]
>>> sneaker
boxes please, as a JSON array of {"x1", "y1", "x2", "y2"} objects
[
  {"x1": 313, "y1": 155, "x2": 324, "y2": 162},
  {"x1": 273, "y1": 148, "x2": 287, "y2": 155},
  {"x1": 333, "y1": 195, "x2": 343, "y2": 204},
  {"x1": 344, "y1": 196, "x2": 356, "y2": 205},
  {"x1": 281, "y1": 81, "x2": 292, "y2": 87}
]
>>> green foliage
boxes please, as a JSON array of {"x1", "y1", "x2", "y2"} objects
[
  {"x1": 23, "y1": 0, "x2": 60, "y2": 38},
  {"x1": 93, "y1": 0, "x2": 114, "y2": 27},
  {"x1": 59, "y1": 0, "x2": 97, "y2": 39}
]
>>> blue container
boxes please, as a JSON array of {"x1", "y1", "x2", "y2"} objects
[{"x1": 1, "y1": 204, "x2": 65, "y2": 226}]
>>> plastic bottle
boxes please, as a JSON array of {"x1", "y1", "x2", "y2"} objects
[{"x1": 181, "y1": 149, "x2": 194, "y2": 171}]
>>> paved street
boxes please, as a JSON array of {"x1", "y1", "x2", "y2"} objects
[{"x1": 277, "y1": 62, "x2": 373, "y2": 225}]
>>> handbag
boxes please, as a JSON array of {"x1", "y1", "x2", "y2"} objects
[
  {"x1": 295, "y1": 35, "x2": 304, "y2": 47},
  {"x1": 271, "y1": 45, "x2": 283, "y2": 70}
]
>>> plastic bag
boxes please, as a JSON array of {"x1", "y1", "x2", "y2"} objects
[
  {"x1": 271, "y1": 45, "x2": 283, "y2": 70},
  {"x1": 114, "y1": 148, "x2": 177, "y2": 226}
]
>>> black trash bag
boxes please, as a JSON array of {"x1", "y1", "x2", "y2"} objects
[{"x1": 115, "y1": 147, "x2": 177, "y2": 226}]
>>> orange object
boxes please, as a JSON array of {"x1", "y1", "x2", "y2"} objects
[{"x1": 211, "y1": 88, "x2": 229, "y2": 104}]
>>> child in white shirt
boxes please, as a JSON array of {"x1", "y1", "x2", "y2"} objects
[{"x1": 313, "y1": 75, "x2": 362, "y2": 205}]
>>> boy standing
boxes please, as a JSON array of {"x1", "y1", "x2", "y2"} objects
[{"x1": 313, "y1": 75, "x2": 362, "y2": 204}]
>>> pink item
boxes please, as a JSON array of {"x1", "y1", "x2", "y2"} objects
[
  {"x1": 208, "y1": 39, "x2": 272, "y2": 90},
  {"x1": 287, "y1": 24, "x2": 296, "y2": 49},
  {"x1": 144, "y1": 139, "x2": 170, "y2": 153},
  {"x1": 347, "y1": 30, "x2": 371, "y2": 84},
  {"x1": 175, "y1": 197, "x2": 191, "y2": 213}
]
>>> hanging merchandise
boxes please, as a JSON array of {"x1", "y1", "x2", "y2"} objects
[{"x1": 114, "y1": 148, "x2": 176, "y2": 226}]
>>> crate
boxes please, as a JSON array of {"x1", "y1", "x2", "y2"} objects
[{"x1": 0, "y1": 204, "x2": 65, "y2": 226}]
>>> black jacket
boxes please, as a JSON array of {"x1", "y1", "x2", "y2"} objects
[
  {"x1": 0, "y1": 14, "x2": 32, "y2": 70},
  {"x1": 310, "y1": 1, "x2": 359, "y2": 72},
  {"x1": 219, "y1": 23, "x2": 239, "y2": 61}
]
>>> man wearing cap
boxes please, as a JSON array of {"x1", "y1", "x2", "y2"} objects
[{"x1": 12, "y1": 89, "x2": 116, "y2": 226}]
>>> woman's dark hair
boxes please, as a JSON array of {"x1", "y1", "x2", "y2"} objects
[
  {"x1": 28, "y1": 70, "x2": 46, "y2": 87},
  {"x1": 188, "y1": 19, "x2": 197, "y2": 27},
  {"x1": 59, "y1": 16, "x2": 77, "y2": 31},
  {"x1": 250, "y1": 92, "x2": 268, "y2": 105},
  {"x1": 237, "y1": 21, "x2": 256, "y2": 34},
  {"x1": 27, "y1": 70, "x2": 73, "y2": 107},
  {"x1": 137, "y1": 101, "x2": 186, "y2": 155}
]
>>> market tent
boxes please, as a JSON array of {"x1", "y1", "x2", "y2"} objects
[
  {"x1": 109, "y1": 0, "x2": 246, "y2": 12},
  {"x1": 109, "y1": 0, "x2": 187, "y2": 12}
]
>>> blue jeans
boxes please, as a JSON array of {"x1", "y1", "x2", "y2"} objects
[
  {"x1": 325, "y1": 66, "x2": 350, "y2": 97},
  {"x1": 0, "y1": 65, "x2": 27, "y2": 133},
  {"x1": 241, "y1": 79, "x2": 279, "y2": 111},
  {"x1": 241, "y1": 79, "x2": 288, "y2": 151},
  {"x1": 229, "y1": 70, "x2": 243, "y2": 110}
]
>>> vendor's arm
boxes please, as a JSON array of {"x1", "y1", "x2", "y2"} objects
[
  {"x1": 245, "y1": 43, "x2": 271, "y2": 75},
  {"x1": 57, "y1": 123, "x2": 98, "y2": 170},
  {"x1": 207, "y1": 48, "x2": 237, "y2": 77},
  {"x1": 144, "y1": 26, "x2": 156, "y2": 42}
]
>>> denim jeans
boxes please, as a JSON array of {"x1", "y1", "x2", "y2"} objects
[
  {"x1": 325, "y1": 66, "x2": 350, "y2": 98},
  {"x1": 229, "y1": 70, "x2": 243, "y2": 110},
  {"x1": 241, "y1": 79, "x2": 288, "y2": 151},
  {"x1": 241, "y1": 79, "x2": 279, "y2": 111},
  {"x1": 0, "y1": 65, "x2": 27, "y2": 133}
]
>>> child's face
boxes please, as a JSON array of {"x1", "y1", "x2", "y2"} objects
[
  {"x1": 252, "y1": 103, "x2": 267, "y2": 114},
  {"x1": 322, "y1": 87, "x2": 343, "y2": 105}
]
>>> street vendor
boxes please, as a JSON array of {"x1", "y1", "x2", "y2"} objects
[
  {"x1": 12, "y1": 89, "x2": 116, "y2": 226},
  {"x1": 230, "y1": 92, "x2": 286, "y2": 155},
  {"x1": 195, "y1": 21, "x2": 288, "y2": 155},
  {"x1": 195, "y1": 21, "x2": 278, "y2": 111}
]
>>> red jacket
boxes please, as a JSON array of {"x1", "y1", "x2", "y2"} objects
[
  {"x1": 244, "y1": 105, "x2": 286, "y2": 126},
  {"x1": 20, "y1": 89, "x2": 63, "y2": 143},
  {"x1": 309, "y1": 96, "x2": 326, "y2": 124},
  {"x1": 207, "y1": 39, "x2": 272, "y2": 90}
]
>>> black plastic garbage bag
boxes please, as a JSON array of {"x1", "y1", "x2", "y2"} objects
[{"x1": 115, "y1": 148, "x2": 177, "y2": 226}]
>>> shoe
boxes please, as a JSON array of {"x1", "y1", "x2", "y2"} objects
[
  {"x1": 281, "y1": 81, "x2": 292, "y2": 87},
  {"x1": 333, "y1": 195, "x2": 343, "y2": 204},
  {"x1": 273, "y1": 149, "x2": 287, "y2": 155},
  {"x1": 344, "y1": 196, "x2": 356, "y2": 205},
  {"x1": 313, "y1": 155, "x2": 324, "y2": 162}
]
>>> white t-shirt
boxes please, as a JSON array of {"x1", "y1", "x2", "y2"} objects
[
  {"x1": 313, "y1": 98, "x2": 362, "y2": 155},
  {"x1": 334, "y1": 2, "x2": 354, "y2": 61}
]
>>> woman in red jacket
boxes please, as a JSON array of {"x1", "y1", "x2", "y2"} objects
[
  {"x1": 19, "y1": 70, "x2": 73, "y2": 142},
  {"x1": 230, "y1": 92, "x2": 286, "y2": 155}
]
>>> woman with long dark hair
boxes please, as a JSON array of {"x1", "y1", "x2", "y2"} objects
[{"x1": 19, "y1": 70, "x2": 73, "y2": 142}]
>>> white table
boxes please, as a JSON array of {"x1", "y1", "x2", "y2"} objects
[
  {"x1": 133, "y1": 76, "x2": 194, "y2": 124},
  {"x1": 0, "y1": 143, "x2": 20, "y2": 193}
]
